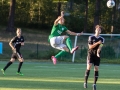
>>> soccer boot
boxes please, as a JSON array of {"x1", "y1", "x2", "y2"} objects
[
  {"x1": 51, "y1": 56, "x2": 57, "y2": 65},
  {"x1": 16, "y1": 72, "x2": 24, "y2": 76},
  {"x1": 71, "y1": 46, "x2": 79, "y2": 54},
  {"x1": 1, "y1": 69, "x2": 5, "y2": 75},
  {"x1": 84, "y1": 83, "x2": 87, "y2": 88},
  {"x1": 93, "y1": 84, "x2": 96, "y2": 90}
]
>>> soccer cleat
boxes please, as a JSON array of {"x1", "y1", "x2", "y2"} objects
[
  {"x1": 1, "y1": 69, "x2": 5, "y2": 75},
  {"x1": 84, "y1": 83, "x2": 87, "y2": 88},
  {"x1": 16, "y1": 72, "x2": 24, "y2": 76},
  {"x1": 71, "y1": 46, "x2": 79, "y2": 54},
  {"x1": 51, "y1": 56, "x2": 57, "y2": 65},
  {"x1": 93, "y1": 84, "x2": 96, "y2": 90}
]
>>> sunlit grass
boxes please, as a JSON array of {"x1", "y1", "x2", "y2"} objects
[
  {"x1": 0, "y1": 77, "x2": 120, "y2": 84},
  {"x1": 0, "y1": 62, "x2": 120, "y2": 90}
]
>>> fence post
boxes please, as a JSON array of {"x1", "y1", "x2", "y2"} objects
[
  {"x1": 37, "y1": 43, "x2": 38, "y2": 59},
  {"x1": 72, "y1": 36, "x2": 78, "y2": 62}
]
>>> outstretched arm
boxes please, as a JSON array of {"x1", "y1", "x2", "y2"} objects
[
  {"x1": 54, "y1": 11, "x2": 64, "y2": 26},
  {"x1": 66, "y1": 30, "x2": 83, "y2": 36}
]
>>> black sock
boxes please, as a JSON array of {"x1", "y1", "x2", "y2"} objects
[
  {"x1": 84, "y1": 70, "x2": 90, "y2": 83},
  {"x1": 94, "y1": 71, "x2": 99, "y2": 84},
  {"x1": 3, "y1": 61, "x2": 13, "y2": 71},
  {"x1": 17, "y1": 62, "x2": 23, "y2": 72}
]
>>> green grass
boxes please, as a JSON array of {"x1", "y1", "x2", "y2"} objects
[{"x1": 0, "y1": 61, "x2": 120, "y2": 90}]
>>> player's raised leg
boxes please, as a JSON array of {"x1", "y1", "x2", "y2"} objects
[
  {"x1": 66, "y1": 37, "x2": 79, "y2": 54},
  {"x1": 51, "y1": 47, "x2": 68, "y2": 65}
]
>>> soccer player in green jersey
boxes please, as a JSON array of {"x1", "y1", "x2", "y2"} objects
[{"x1": 48, "y1": 11, "x2": 83, "y2": 65}]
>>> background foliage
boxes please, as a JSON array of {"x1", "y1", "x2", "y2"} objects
[
  {"x1": 0, "y1": 0, "x2": 120, "y2": 64},
  {"x1": 0, "y1": 0, "x2": 120, "y2": 33}
]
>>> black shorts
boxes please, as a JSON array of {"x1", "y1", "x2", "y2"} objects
[
  {"x1": 87, "y1": 55, "x2": 100, "y2": 66},
  {"x1": 11, "y1": 52, "x2": 23, "y2": 59}
]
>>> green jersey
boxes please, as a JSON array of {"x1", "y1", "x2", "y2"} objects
[{"x1": 48, "y1": 24, "x2": 68, "y2": 41}]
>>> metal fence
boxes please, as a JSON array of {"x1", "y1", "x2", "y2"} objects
[{"x1": 0, "y1": 35, "x2": 120, "y2": 63}]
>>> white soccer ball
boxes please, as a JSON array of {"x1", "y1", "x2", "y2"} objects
[{"x1": 107, "y1": 0, "x2": 115, "y2": 8}]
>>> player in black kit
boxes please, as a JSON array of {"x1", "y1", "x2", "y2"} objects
[
  {"x1": 1, "y1": 28, "x2": 24, "y2": 76},
  {"x1": 83, "y1": 25, "x2": 105, "y2": 90}
]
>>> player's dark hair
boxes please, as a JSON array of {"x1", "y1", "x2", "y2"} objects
[{"x1": 95, "y1": 25, "x2": 103, "y2": 31}]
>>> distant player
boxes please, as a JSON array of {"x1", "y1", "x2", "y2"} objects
[
  {"x1": 48, "y1": 11, "x2": 83, "y2": 65},
  {"x1": 1, "y1": 28, "x2": 24, "y2": 76},
  {"x1": 83, "y1": 25, "x2": 105, "y2": 90}
]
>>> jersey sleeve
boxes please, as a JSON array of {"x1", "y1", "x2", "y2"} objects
[
  {"x1": 11, "y1": 36, "x2": 16, "y2": 43},
  {"x1": 88, "y1": 36, "x2": 93, "y2": 45},
  {"x1": 63, "y1": 26, "x2": 68, "y2": 32},
  {"x1": 101, "y1": 37, "x2": 105, "y2": 44},
  {"x1": 21, "y1": 36, "x2": 24, "y2": 42}
]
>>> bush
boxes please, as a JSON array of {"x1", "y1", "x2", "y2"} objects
[
  {"x1": 101, "y1": 45, "x2": 115, "y2": 59},
  {"x1": 79, "y1": 47, "x2": 87, "y2": 58},
  {"x1": 78, "y1": 45, "x2": 116, "y2": 59}
]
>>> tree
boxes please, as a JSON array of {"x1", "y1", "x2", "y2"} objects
[
  {"x1": 84, "y1": 0, "x2": 88, "y2": 32},
  {"x1": 69, "y1": 0, "x2": 73, "y2": 11},
  {"x1": 57, "y1": 0, "x2": 61, "y2": 16},
  {"x1": 6, "y1": 0, "x2": 16, "y2": 32},
  {"x1": 111, "y1": 0, "x2": 116, "y2": 33},
  {"x1": 93, "y1": 0, "x2": 101, "y2": 32}
]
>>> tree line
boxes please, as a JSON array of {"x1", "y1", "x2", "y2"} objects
[{"x1": 0, "y1": 0, "x2": 120, "y2": 33}]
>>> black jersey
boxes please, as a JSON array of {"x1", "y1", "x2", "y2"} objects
[
  {"x1": 11, "y1": 36, "x2": 24, "y2": 52},
  {"x1": 88, "y1": 35, "x2": 105, "y2": 55}
]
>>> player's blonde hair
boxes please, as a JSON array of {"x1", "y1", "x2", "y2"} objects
[{"x1": 16, "y1": 28, "x2": 21, "y2": 32}]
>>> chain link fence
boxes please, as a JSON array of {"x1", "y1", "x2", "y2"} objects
[{"x1": 0, "y1": 35, "x2": 120, "y2": 63}]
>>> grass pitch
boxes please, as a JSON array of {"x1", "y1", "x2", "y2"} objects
[{"x1": 0, "y1": 61, "x2": 120, "y2": 90}]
